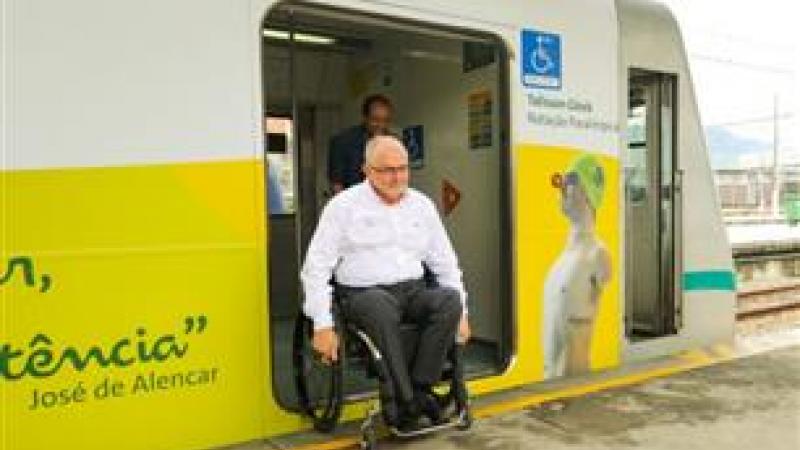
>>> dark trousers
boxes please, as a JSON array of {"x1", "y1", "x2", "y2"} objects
[{"x1": 337, "y1": 278, "x2": 462, "y2": 405}]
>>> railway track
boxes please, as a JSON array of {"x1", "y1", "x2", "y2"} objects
[{"x1": 736, "y1": 283, "x2": 800, "y2": 320}]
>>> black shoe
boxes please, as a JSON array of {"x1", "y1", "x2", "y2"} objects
[
  {"x1": 395, "y1": 414, "x2": 423, "y2": 433},
  {"x1": 382, "y1": 399, "x2": 401, "y2": 427},
  {"x1": 413, "y1": 387, "x2": 444, "y2": 425},
  {"x1": 392, "y1": 400, "x2": 421, "y2": 432}
]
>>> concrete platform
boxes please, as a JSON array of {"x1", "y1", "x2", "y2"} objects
[
  {"x1": 379, "y1": 344, "x2": 799, "y2": 450},
  {"x1": 243, "y1": 334, "x2": 800, "y2": 450}
]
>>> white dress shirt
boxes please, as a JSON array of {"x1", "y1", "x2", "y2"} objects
[{"x1": 301, "y1": 181, "x2": 468, "y2": 330}]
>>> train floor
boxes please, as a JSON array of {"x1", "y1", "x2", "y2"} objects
[{"x1": 240, "y1": 326, "x2": 800, "y2": 450}]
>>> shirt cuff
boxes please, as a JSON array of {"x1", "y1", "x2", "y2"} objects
[{"x1": 313, "y1": 314, "x2": 334, "y2": 330}]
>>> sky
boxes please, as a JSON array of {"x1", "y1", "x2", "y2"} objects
[{"x1": 656, "y1": 0, "x2": 799, "y2": 168}]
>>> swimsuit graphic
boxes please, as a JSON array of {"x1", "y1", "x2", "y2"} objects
[{"x1": 542, "y1": 154, "x2": 611, "y2": 379}]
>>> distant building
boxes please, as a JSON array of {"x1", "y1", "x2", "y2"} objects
[{"x1": 715, "y1": 165, "x2": 800, "y2": 216}]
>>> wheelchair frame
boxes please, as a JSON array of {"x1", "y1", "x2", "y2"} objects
[{"x1": 293, "y1": 295, "x2": 473, "y2": 449}]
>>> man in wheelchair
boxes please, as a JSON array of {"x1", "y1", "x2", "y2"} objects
[{"x1": 300, "y1": 135, "x2": 471, "y2": 432}]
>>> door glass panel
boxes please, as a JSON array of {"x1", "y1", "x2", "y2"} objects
[
  {"x1": 627, "y1": 103, "x2": 648, "y2": 204},
  {"x1": 265, "y1": 116, "x2": 296, "y2": 215}
]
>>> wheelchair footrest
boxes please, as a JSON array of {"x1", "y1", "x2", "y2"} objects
[{"x1": 385, "y1": 408, "x2": 472, "y2": 438}]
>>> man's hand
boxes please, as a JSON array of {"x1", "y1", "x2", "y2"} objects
[
  {"x1": 312, "y1": 327, "x2": 339, "y2": 365},
  {"x1": 457, "y1": 316, "x2": 471, "y2": 344}
]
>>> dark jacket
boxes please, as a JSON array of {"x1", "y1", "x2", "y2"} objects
[{"x1": 328, "y1": 124, "x2": 369, "y2": 189}]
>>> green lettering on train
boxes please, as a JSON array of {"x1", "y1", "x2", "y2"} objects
[{"x1": 0, "y1": 316, "x2": 208, "y2": 381}]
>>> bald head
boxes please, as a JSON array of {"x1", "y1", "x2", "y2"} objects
[
  {"x1": 363, "y1": 135, "x2": 410, "y2": 204},
  {"x1": 364, "y1": 135, "x2": 407, "y2": 166}
]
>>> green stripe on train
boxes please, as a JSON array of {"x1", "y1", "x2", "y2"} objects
[{"x1": 682, "y1": 270, "x2": 737, "y2": 291}]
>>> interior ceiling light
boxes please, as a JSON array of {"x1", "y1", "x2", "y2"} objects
[
  {"x1": 404, "y1": 49, "x2": 461, "y2": 64},
  {"x1": 262, "y1": 28, "x2": 336, "y2": 45}
]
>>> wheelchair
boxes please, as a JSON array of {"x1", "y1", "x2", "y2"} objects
[{"x1": 292, "y1": 280, "x2": 473, "y2": 450}]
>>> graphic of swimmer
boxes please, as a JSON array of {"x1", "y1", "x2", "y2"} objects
[{"x1": 542, "y1": 154, "x2": 612, "y2": 379}]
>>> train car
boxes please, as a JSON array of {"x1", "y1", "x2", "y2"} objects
[{"x1": 1, "y1": 0, "x2": 735, "y2": 449}]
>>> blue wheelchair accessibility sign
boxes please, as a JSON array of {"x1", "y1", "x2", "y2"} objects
[
  {"x1": 521, "y1": 29, "x2": 562, "y2": 89},
  {"x1": 403, "y1": 125, "x2": 424, "y2": 169}
]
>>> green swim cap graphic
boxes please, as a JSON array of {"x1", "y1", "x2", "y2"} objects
[{"x1": 566, "y1": 154, "x2": 605, "y2": 210}]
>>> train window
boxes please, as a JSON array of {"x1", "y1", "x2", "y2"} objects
[{"x1": 262, "y1": 4, "x2": 512, "y2": 410}]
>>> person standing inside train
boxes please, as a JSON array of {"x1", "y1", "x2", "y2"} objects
[{"x1": 327, "y1": 94, "x2": 394, "y2": 194}]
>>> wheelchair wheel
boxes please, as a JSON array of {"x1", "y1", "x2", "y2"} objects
[
  {"x1": 292, "y1": 313, "x2": 345, "y2": 433},
  {"x1": 456, "y1": 407, "x2": 473, "y2": 430},
  {"x1": 360, "y1": 426, "x2": 377, "y2": 450},
  {"x1": 431, "y1": 342, "x2": 472, "y2": 429}
]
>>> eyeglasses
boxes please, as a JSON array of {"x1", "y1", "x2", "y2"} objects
[{"x1": 369, "y1": 165, "x2": 409, "y2": 175}]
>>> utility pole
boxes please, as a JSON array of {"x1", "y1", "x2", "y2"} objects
[{"x1": 771, "y1": 94, "x2": 781, "y2": 219}]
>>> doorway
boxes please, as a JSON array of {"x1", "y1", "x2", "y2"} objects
[
  {"x1": 625, "y1": 68, "x2": 682, "y2": 339},
  {"x1": 262, "y1": 3, "x2": 513, "y2": 409}
]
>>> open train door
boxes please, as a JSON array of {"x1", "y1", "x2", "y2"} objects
[{"x1": 261, "y1": 3, "x2": 513, "y2": 410}]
